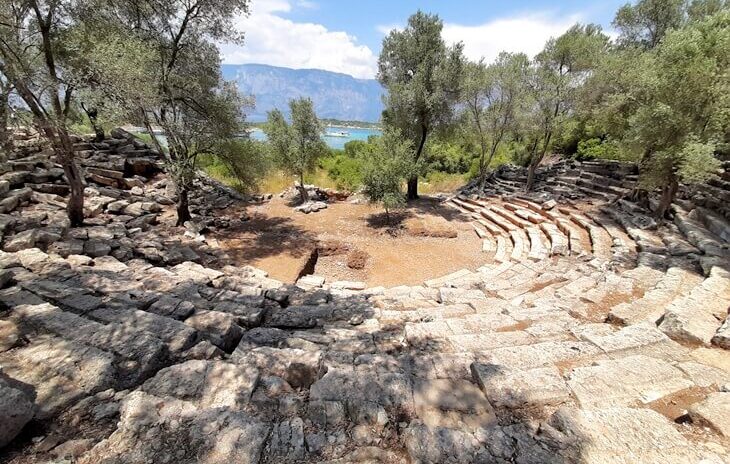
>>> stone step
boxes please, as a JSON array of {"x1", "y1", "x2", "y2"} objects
[
  {"x1": 658, "y1": 266, "x2": 730, "y2": 346},
  {"x1": 0, "y1": 334, "x2": 116, "y2": 418},
  {"x1": 508, "y1": 229, "x2": 527, "y2": 262},
  {"x1": 525, "y1": 226, "x2": 549, "y2": 261},
  {"x1": 14, "y1": 303, "x2": 168, "y2": 386},
  {"x1": 539, "y1": 222, "x2": 569, "y2": 256},
  {"x1": 478, "y1": 207, "x2": 516, "y2": 233},
  {"x1": 566, "y1": 354, "x2": 694, "y2": 409},
  {"x1": 675, "y1": 206, "x2": 729, "y2": 258},
  {"x1": 608, "y1": 267, "x2": 704, "y2": 325},
  {"x1": 89, "y1": 307, "x2": 199, "y2": 354}
]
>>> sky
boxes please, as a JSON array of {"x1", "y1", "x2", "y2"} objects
[{"x1": 220, "y1": 0, "x2": 628, "y2": 79}]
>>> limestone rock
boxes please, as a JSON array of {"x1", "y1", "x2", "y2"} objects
[
  {"x1": 185, "y1": 310, "x2": 243, "y2": 352},
  {"x1": 0, "y1": 375, "x2": 36, "y2": 448},
  {"x1": 550, "y1": 406, "x2": 725, "y2": 463},
  {"x1": 566, "y1": 355, "x2": 694, "y2": 409},
  {"x1": 78, "y1": 391, "x2": 268, "y2": 464},
  {"x1": 688, "y1": 392, "x2": 730, "y2": 437},
  {"x1": 711, "y1": 317, "x2": 730, "y2": 350},
  {"x1": 233, "y1": 346, "x2": 323, "y2": 388},
  {"x1": 471, "y1": 363, "x2": 572, "y2": 410}
]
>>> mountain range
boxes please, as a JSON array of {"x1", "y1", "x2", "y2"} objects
[{"x1": 221, "y1": 63, "x2": 384, "y2": 123}]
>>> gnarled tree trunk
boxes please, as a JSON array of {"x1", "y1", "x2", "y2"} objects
[
  {"x1": 176, "y1": 186, "x2": 192, "y2": 226},
  {"x1": 0, "y1": 88, "x2": 10, "y2": 161},
  {"x1": 408, "y1": 124, "x2": 429, "y2": 201},
  {"x1": 54, "y1": 130, "x2": 85, "y2": 227},
  {"x1": 298, "y1": 172, "x2": 309, "y2": 203},
  {"x1": 654, "y1": 178, "x2": 678, "y2": 221},
  {"x1": 81, "y1": 103, "x2": 104, "y2": 142}
]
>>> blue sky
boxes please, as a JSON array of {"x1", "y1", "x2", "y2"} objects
[{"x1": 221, "y1": 0, "x2": 628, "y2": 79}]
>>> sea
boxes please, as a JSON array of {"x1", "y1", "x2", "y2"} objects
[{"x1": 250, "y1": 126, "x2": 382, "y2": 150}]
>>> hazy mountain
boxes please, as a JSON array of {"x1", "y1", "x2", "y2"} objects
[{"x1": 222, "y1": 64, "x2": 384, "y2": 123}]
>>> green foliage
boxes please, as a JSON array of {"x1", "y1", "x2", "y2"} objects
[
  {"x1": 198, "y1": 138, "x2": 270, "y2": 192},
  {"x1": 264, "y1": 97, "x2": 327, "y2": 185},
  {"x1": 378, "y1": 11, "x2": 465, "y2": 196},
  {"x1": 613, "y1": 0, "x2": 685, "y2": 48},
  {"x1": 575, "y1": 138, "x2": 623, "y2": 161},
  {"x1": 425, "y1": 139, "x2": 473, "y2": 174},
  {"x1": 318, "y1": 153, "x2": 364, "y2": 190},
  {"x1": 362, "y1": 130, "x2": 414, "y2": 213}
]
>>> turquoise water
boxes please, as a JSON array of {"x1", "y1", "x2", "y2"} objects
[{"x1": 250, "y1": 126, "x2": 381, "y2": 150}]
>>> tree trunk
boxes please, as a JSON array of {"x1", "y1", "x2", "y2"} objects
[
  {"x1": 57, "y1": 142, "x2": 85, "y2": 227},
  {"x1": 408, "y1": 124, "x2": 429, "y2": 201},
  {"x1": 0, "y1": 89, "x2": 10, "y2": 161},
  {"x1": 298, "y1": 172, "x2": 309, "y2": 203},
  {"x1": 654, "y1": 179, "x2": 678, "y2": 221},
  {"x1": 176, "y1": 186, "x2": 192, "y2": 226},
  {"x1": 525, "y1": 160, "x2": 538, "y2": 192},
  {"x1": 406, "y1": 176, "x2": 418, "y2": 200},
  {"x1": 82, "y1": 103, "x2": 104, "y2": 142}
]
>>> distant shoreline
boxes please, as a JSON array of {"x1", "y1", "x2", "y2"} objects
[{"x1": 249, "y1": 124, "x2": 382, "y2": 132}]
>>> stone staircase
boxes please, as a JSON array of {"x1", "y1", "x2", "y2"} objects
[{"x1": 0, "y1": 138, "x2": 729, "y2": 462}]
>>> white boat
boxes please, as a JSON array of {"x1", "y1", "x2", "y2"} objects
[{"x1": 324, "y1": 130, "x2": 350, "y2": 138}]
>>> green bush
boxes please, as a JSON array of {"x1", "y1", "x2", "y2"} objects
[
  {"x1": 198, "y1": 139, "x2": 271, "y2": 192},
  {"x1": 575, "y1": 138, "x2": 622, "y2": 161},
  {"x1": 318, "y1": 154, "x2": 364, "y2": 190},
  {"x1": 425, "y1": 140, "x2": 474, "y2": 174}
]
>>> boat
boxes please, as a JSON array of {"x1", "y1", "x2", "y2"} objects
[{"x1": 324, "y1": 130, "x2": 350, "y2": 138}]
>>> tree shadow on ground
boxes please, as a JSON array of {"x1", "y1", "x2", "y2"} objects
[
  {"x1": 406, "y1": 196, "x2": 474, "y2": 223},
  {"x1": 0, "y1": 236, "x2": 596, "y2": 464},
  {"x1": 213, "y1": 212, "x2": 318, "y2": 262},
  {"x1": 363, "y1": 210, "x2": 413, "y2": 233}
]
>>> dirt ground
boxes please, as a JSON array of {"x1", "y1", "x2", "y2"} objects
[{"x1": 216, "y1": 196, "x2": 485, "y2": 287}]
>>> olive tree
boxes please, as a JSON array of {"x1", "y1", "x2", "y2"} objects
[
  {"x1": 0, "y1": 0, "x2": 87, "y2": 226},
  {"x1": 523, "y1": 24, "x2": 609, "y2": 191},
  {"x1": 618, "y1": 11, "x2": 727, "y2": 218},
  {"x1": 99, "y1": 0, "x2": 251, "y2": 225},
  {"x1": 264, "y1": 97, "x2": 327, "y2": 203},
  {"x1": 377, "y1": 11, "x2": 464, "y2": 200},
  {"x1": 462, "y1": 53, "x2": 529, "y2": 190},
  {"x1": 361, "y1": 129, "x2": 413, "y2": 223}
]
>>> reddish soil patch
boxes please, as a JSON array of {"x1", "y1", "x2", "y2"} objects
[
  {"x1": 346, "y1": 250, "x2": 369, "y2": 270},
  {"x1": 645, "y1": 386, "x2": 715, "y2": 422},
  {"x1": 215, "y1": 196, "x2": 484, "y2": 287}
]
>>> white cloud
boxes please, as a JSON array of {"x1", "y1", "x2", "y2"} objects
[
  {"x1": 443, "y1": 12, "x2": 583, "y2": 64},
  {"x1": 376, "y1": 23, "x2": 401, "y2": 35},
  {"x1": 220, "y1": 0, "x2": 377, "y2": 79}
]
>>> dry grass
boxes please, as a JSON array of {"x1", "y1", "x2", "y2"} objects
[
  {"x1": 419, "y1": 173, "x2": 468, "y2": 194},
  {"x1": 258, "y1": 169, "x2": 339, "y2": 194}
]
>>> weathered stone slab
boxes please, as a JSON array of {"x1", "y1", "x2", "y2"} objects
[
  {"x1": 0, "y1": 375, "x2": 36, "y2": 448},
  {"x1": 78, "y1": 391, "x2": 268, "y2": 464},
  {"x1": 688, "y1": 392, "x2": 730, "y2": 437},
  {"x1": 15, "y1": 303, "x2": 167, "y2": 383},
  {"x1": 471, "y1": 362, "x2": 571, "y2": 410},
  {"x1": 566, "y1": 355, "x2": 694, "y2": 409},
  {"x1": 141, "y1": 360, "x2": 259, "y2": 408},
  {"x1": 659, "y1": 297, "x2": 721, "y2": 346},
  {"x1": 412, "y1": 378, "x2": 495, "y2": 431},
  {"x1": 0, "y1": 334, "x2": 115, "y2": 418},
  {"x1": 185, "y1": 310, "x2": 243, "y2": 352},
  {"x1": 232, "y1": 346, "x2": 323, "y2": 388},
  {"x1": 90, "y1": 307, "x2": 198, "y2": 353},
  {"x1": 310, "y1": 368, "x2": 414, "y2": 421},
  {"x1": 479, "y1": 340, "x2": 602, "y2": 370},
  {"x1": 437, "y1": 287, "x2": 487, "y2": 306},
  {"x1": 550, "y1": 406, "x2": 725, "y2": 463}
]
